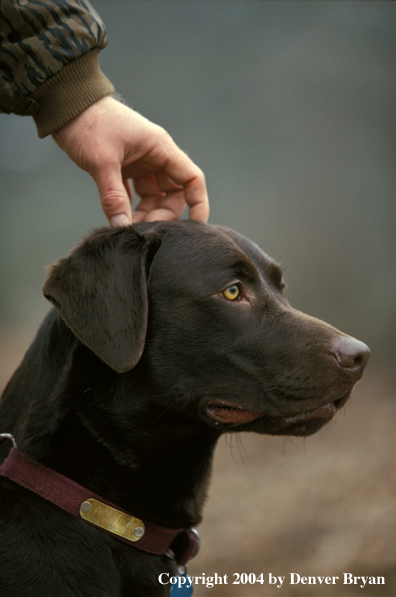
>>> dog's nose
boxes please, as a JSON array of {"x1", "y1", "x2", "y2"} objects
[{"x1": 331, "y1": 336, "x2": 371, "y2": 374}]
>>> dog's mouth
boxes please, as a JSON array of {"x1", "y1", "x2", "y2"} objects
[
  {"x1": 280, "y1": 401, "x2": 337, "y2": 426},
  {"x1": 205, "y1": 399, "x2": 342, "y2": 427},
  {"x1": 205, "y1": 400, "x2": 263, "y2": 425}
]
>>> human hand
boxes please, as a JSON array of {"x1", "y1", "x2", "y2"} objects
[{"x1": 52, "y1": 96, "x2": 209, "y2": 227}]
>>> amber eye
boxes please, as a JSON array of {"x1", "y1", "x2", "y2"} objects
[{"x1": 222, "y1": 284, "x2": 241, "y2": 301}]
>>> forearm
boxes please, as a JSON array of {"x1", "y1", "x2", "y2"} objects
[{"x1": 0, "y1": 0, "x2": 114, "y2": 136}]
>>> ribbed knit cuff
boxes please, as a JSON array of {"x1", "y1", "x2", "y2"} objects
[{"x1": 29, "y1": 49, "x2": 115, "y2": 138}]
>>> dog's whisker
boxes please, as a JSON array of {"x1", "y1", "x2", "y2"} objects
[{"x1": 235, "y1": 433, "x2": 248, "y2": 468}]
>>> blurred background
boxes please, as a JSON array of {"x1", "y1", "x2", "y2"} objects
[{"x1": 1, "y1": 1, "x2": 395, "y2": 595}]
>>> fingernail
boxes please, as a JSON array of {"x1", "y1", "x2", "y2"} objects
[{"x1": 110, "y1": 214, "x2": 131, "y2": 228}]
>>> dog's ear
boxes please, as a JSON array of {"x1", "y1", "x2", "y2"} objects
[{"x1": 43, "y1": 228, "x2": 161, "y2": 373}]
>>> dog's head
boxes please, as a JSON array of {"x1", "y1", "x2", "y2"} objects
[{"x1": 43, "y1": 221, "x2": 370, "y2": 438}]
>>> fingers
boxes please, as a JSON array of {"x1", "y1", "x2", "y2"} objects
[
  {"x1": 92, "y1": 163, "x2": 133, "y2": 228},
  {"x1": 124, "y1": 125, "x2": 209, "y2": 223},
  {"x1": 123, "y1": 178, "x2": 133, "y2": 203},
  {"x1": 156, "y1": 143, "x2": 209, "y2": 223},
  {"x1": 133, "y1": 193, "x2": 186, "y2": 223},
  {"x1": 131, "y1": 159, "x2": 209, "y2": 224},
  {"x1": 132, "y1": 172, "x2": 183, "y2": 222},
  {"x1": 132, "y1": 174, "x2": 164, "y2": 223},
  {"x1": 183, "y1": 171, "x2": 209, "y2": 222}
]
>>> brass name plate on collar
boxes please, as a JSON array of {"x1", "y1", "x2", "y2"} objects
[{"x1": 80, "y1": 498, "x2": 145, "y2": 542}]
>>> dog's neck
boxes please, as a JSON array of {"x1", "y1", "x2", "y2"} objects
[
  {"x1": 3, "y1": 398, "x2": 219, "y2": 531},
  {"x1": 48, "y1": 409, "x2": 219, "y2": 529},
  {"x1": 0, "y1": 315, "x2": 220, "y2": 529}
]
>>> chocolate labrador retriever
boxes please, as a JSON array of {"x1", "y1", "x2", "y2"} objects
[{"x1": 0, "y1": 221, "x2": 370, "y2": 596}]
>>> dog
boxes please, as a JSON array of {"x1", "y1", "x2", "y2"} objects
[{"x1": 0, "y1": 221, "x2": 370, "y2": 596}]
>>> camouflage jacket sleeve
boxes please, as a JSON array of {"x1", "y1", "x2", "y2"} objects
[{"x1": 0, "y1": 0, "x2": 115, "y2": 137}]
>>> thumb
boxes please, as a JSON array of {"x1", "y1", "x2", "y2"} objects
[{"x1": 92, "y1": 165, "x2": 133, "y2": 228}]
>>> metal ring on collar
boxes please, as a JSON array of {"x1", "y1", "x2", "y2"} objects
[
  {"x1": 0, "y1": 434, "x2": 18, "y2": 449},
  {"x1": 189, "y1": 527, "x2": 200, "y2": 558}
]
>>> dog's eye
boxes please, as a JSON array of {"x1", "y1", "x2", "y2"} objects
[{"x1": 222, "y1": 284, "x2": 241, "y2": 301}]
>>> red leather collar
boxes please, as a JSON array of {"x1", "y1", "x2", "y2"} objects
[{"x1": 0, "y1": 443, "x2": 198, "y2": 566}]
